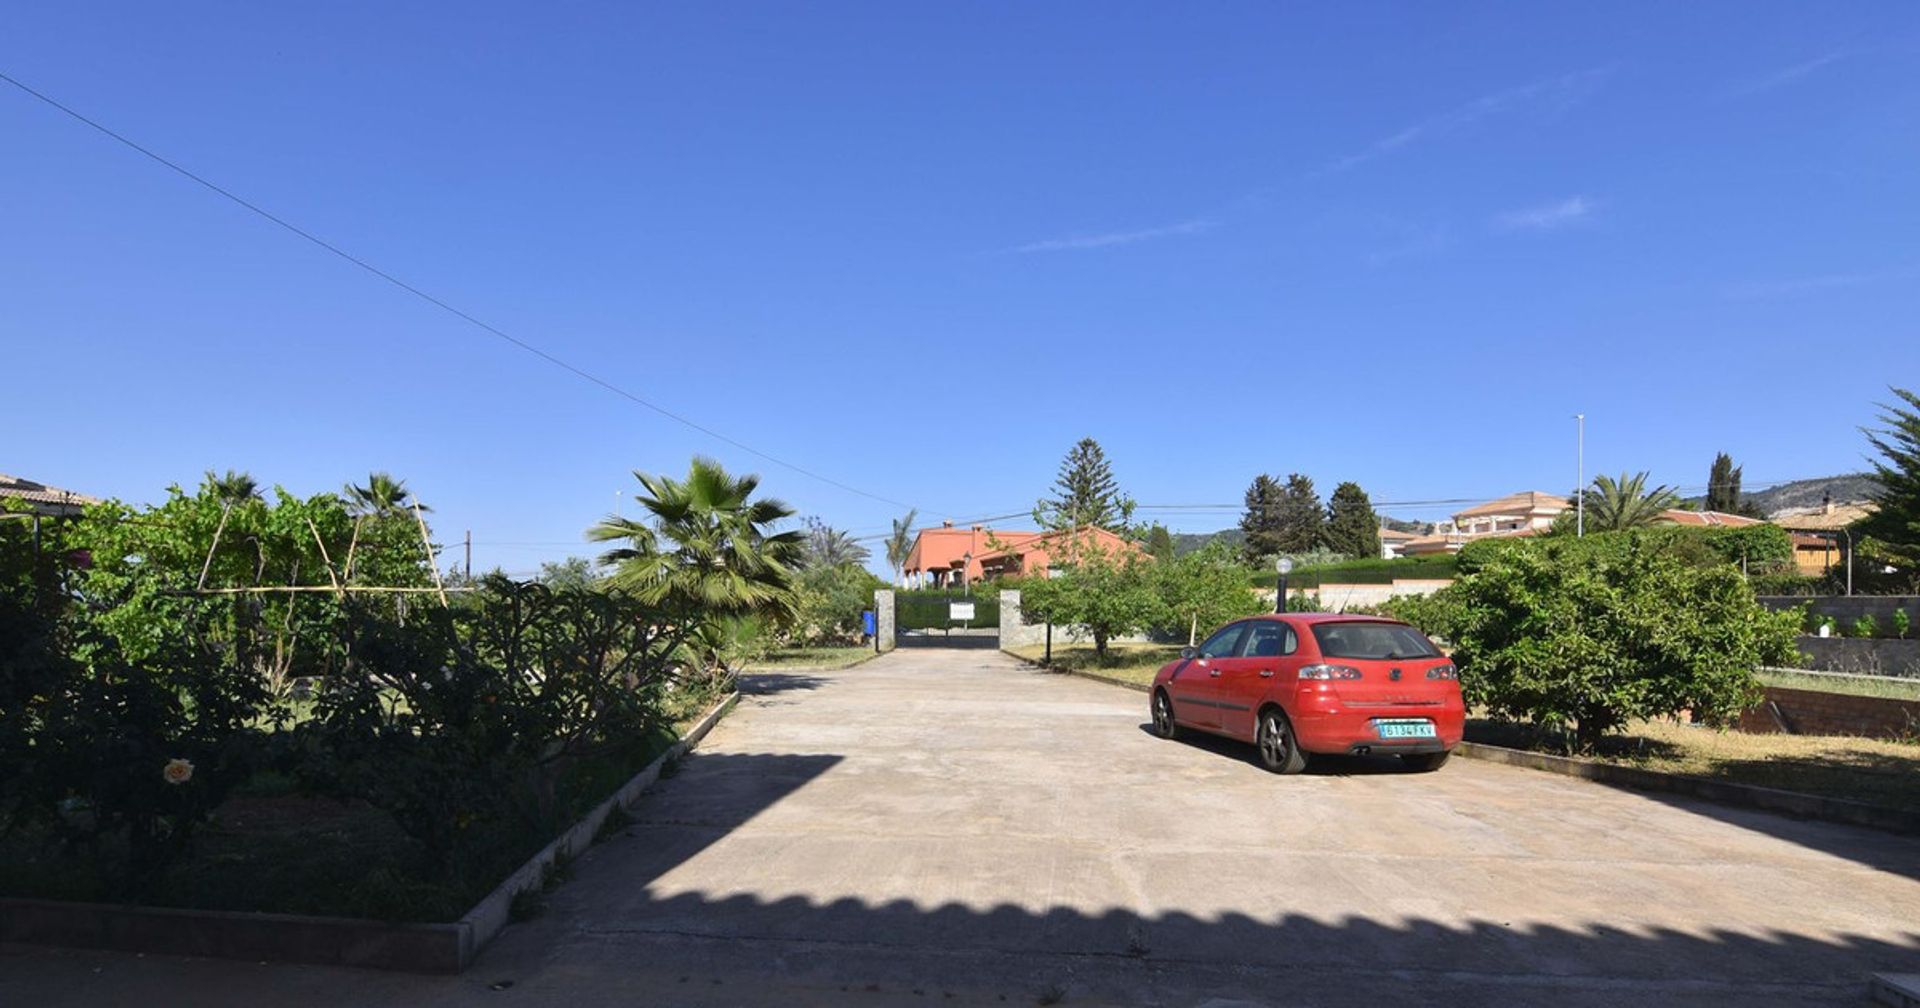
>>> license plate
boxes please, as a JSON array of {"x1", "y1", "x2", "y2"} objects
[{"x1": 1375, "y1": 720, "x2": 1436, "y2": 739}]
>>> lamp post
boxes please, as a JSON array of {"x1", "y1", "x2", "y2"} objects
[
  {"x1": 1275, "y1": 557, "x2": 1294, "y2": 613},
  {"x1": 1574, "y1": 413, "x2": 1586, "y2": 538}
]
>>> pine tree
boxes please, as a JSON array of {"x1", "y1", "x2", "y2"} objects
[
  {"x1": 1035, "y1": 438, "x2": 1135, "y2": 531},
  {"x1": 1239, "y1": 474, "x2": 1286, "y2": 562},
  {"x1": 1857, "y1": 387, "x2": 1920, "y2": 575},
  {"x1": 1274, "y1": 473, "x2": 1325, "y2": 554},
  {"x1": 1324, "y1": 482, "x2": 1382, "y2": 559}
]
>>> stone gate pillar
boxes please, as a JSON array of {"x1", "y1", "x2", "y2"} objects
[{"x1": 873, "y1": 589, "x2": 895, "y2": 652}]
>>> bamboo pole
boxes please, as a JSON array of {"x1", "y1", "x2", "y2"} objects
[
  {"x1": 342, "y1": 515, "x2": 363, "y2": 580},
  {"x1": 414, "y1": 502, "x2": 448, "y2": 607},
  {"x1": 305, "y1": 517, "x2": 344, "y2": 597},
  {"x1": 196, "y1": 501, "x2": 234, "y2": 590}
]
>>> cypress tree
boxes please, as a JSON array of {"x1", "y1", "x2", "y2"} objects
[
  {"x1": 1324, "y1": 482, "x2": 1382, "y2": 559},
  {"x1": 1706, "y1": 453, "x2": 1743, "y2": 513}
]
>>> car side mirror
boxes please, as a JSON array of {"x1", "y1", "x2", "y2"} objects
[{"x1": 1179, "y1": 646, "x2": 1198, "y2": 660}]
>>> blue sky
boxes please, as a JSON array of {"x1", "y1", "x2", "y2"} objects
[{"x1": 5, "y1": 2, "x2": 1916, "y2": 575}]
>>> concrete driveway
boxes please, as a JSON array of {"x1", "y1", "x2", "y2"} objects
[{"x1": 5, "y1": 648, "x2": 1919, "y2": 1006}]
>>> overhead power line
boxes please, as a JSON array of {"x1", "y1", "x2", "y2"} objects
[{"x1": 0, "y1": 70, "x2": 927, "y2": 514}]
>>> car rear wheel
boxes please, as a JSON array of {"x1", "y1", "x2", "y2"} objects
[
  {"x1": 1400, "y1": 750, "x2": 1450, "y2": 772},
  {"x1": 1150, "y1": 690, "x2": 1180, "y2": 739},
  {"x1": 1256, "y1": 709, "x2": 1308, "y2": 775}
]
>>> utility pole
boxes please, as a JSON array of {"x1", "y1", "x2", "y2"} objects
[
  {"x1": 1574, "y1": 413, "x2": 1585, "y2": 537},
  {"x1": 464, "y1": 530, "x2": 471, "y2": 579}
]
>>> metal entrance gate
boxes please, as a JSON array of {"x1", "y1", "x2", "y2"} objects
[{"x1": 887, "y1": 590, "x2": 1000, "y2": 649}]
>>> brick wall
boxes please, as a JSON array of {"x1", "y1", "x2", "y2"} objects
[{"x1": 1738, "y1": 686, "x2": 1920, "y2": 740}]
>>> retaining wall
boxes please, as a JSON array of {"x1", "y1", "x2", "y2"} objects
[{"x1": 1738, "y1": 685, "x2": 1920, "y2": 740}]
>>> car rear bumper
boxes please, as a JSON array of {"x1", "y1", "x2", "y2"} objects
[{"x1": 1291, "y1": 705, "x2": 1465, "y2": 755}]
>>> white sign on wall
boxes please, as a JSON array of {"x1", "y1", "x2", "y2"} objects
[{"x1": 949, "y1": 602, "x2": 976, "y2": 621}]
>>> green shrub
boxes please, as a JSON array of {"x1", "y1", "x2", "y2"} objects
[
  {"x1": 786, "y1": 564, "x2": 884, "y2": 645},
  {"x1": 3, "y1": 490, "x2": 704, "y2": 900},
  {"x1": 1251, "y1": 554, "x2": 1457, "y2": 588},
  {"x1": 1459, "y1": 524, "x2": 1796, "y2": 579},
  {"x1": 1748, "y1": 572, "x2": 1824, "y2": 596},
  {"x1": 1896, "y1": 608, "x2": 1912, "y2": 639},
  {"x1": 298, "y1": 578, "x2": 687, "y2": 889},
  {"x1": 1151, "y1": 544, "x2": 1263, "y2": 642},
  {"x1": 1852, "y1": 614, "x2": 1881, "y2": 639},
  {"x1": 1411, "y1": 531, "x2": 1799, "y2": 750}
]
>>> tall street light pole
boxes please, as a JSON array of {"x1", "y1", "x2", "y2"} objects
[{"x1": 1574, "y1": 413, "x2": 1586, "y2": 538}]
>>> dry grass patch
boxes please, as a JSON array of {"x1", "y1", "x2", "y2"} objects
[
  {"x1": 1468, "y1": 717, "x2": 1920, "y2": 810},
  {"x1": 1007, "y1": 642, "x2": 1183, "y2": 686},
  {"x1": 1758, "y1": 669, "x2": 1920, "y2": 701},
  {"x1": 749, "y1": 647, "x2": 877, "y2": 670}
]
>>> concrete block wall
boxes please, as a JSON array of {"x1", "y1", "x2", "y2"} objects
[
  {"x1": 1758, "y1": 595, "x2": 1919, "y2": 626},
  {"x1": 1738, "y1": 686, "x2": 1920, "y2": 740},
  {"x1": 1794, "y1": 637, "x2": 1920, "y2": 676}
]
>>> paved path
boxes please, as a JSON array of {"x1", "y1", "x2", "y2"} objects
[{"x1": 5, "y1": 649, "x2": 1919, "y2": 1006}]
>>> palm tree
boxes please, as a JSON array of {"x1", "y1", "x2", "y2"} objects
[
  {"x1": 203, "y1": 469, "x2": 260, "y2": 502},
  {"x1": 1579, "y1": 471, "x2": 1681, "y2": 531},
  {"x1": 801, "y1": 516, "x2": 871, "y2": 568},
  {"x1": 884, "y1": 509, "x2": 918, "y2": 586},
  {"x1": 344, "y1": 471, "x2": 426, "y2": 517},
  {"x1": 587, "y1": 457, "x2": 804, "y2": 619}
]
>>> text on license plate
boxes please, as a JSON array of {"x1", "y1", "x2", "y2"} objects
[{"x1": 1375, "y1": 720, "x2": 1436, "y2": 739}]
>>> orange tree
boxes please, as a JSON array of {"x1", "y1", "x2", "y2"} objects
[{"x1": 1395, "y1": 530, "x2": 1799, "y2": 750}]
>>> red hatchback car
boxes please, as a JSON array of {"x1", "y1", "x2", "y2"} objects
[{"x1": 1149, "y1": 613, "x2": 1464, "y2": 774}]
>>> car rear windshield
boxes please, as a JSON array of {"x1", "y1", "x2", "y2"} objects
[{"x1": 1309, "y1": 622, "x2": 1441, "y2": 660}]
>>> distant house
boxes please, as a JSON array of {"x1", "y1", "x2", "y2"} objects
[
  {"x1": 1653, "y1": 509, "x2": 1765, "y2": 528},
  {"x1": 1401, "y1": 491, "x2": 1570, "y2": 556},
  {"x1": 0, "y1": 472, "x2": 99, "y2": 517},
  {"x1": 901, "y1": 521, "x2": 1140, "y2": 587},
  {"x1": 1774, "y1": 497, "x2": 1877, "y2": 576},
  {"x1": 1378, "y1": 527, "x2": 1421, "y2": 559},
  {"x1": 975, "y1": 526, "x2": 1143, "y2": 580}
]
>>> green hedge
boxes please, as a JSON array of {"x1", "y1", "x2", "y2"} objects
[
  {"x1": 897, "y1": 592, "x2": 1000, "y2": 630},
  {"x1": 1251, "y1": 554, "x2": 1458, "y2": 588},
  {"x1": 1457, "y1": 524, "x2": 1796, "y2": 576}
]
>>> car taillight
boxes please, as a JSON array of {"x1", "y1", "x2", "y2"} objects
[
  {"x1": 1426, "y1": 664, "x2": 1459, "y2": 680},
  {"x1": 1299, "y1": 663, "x2": 1362, "y2": 680}
]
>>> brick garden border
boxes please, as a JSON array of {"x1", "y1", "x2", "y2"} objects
[
  {"x1": 0, "y1": 690, "x2": 741, "y2": 973},
  {"x1": 1005, "y1": 650, "x2": 1920, "y2": 837}
]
